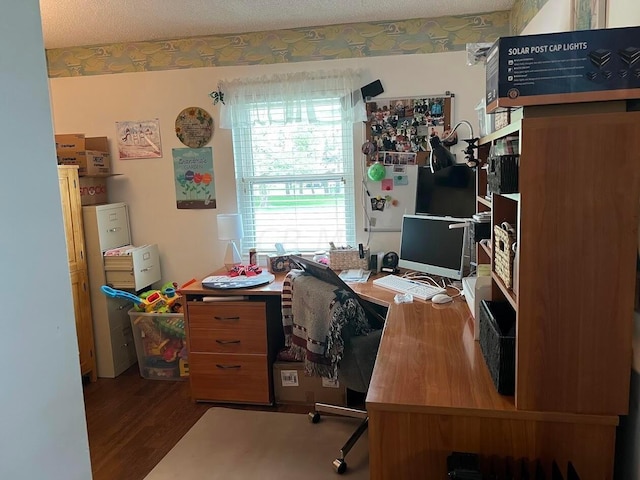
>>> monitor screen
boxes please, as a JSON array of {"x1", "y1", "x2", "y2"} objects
[
  {"x1": 415, "y1": 164, "x2": 475, "y2": 219},
  {"x1": 398, "y1": 215, "x2": 467, "y2": 280}
]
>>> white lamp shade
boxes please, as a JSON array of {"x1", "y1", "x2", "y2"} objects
[{"x1": 217, "y1": 213, "x2": 243, "y2": 241}]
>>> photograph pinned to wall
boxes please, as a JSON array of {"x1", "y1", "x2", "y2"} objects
[
  {"x1": 116, "y1": 119, "x2": 163, "y2": 159},
  {"x1": 172, "y1": 147, "x2": 216, "y2": 209},
  {"x1": 175, "y1": 107, "x2": 214, "y2": 148},
  {"x1": 382, "y1": 151, "x2": 416, "y2": 165},
  {"x1": 366, "y1": 94, "x2": 453, "y2": 166}
]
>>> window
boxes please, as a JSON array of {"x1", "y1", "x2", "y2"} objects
[{"x1": 218, "y1": 70, "x2": 365, "y2": 255}]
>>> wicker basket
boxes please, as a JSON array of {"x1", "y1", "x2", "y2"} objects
[
  {"x1": 328, "y1": 248, "x2": 370, "y2": 271},
  {"x1": 493, "y1": 223, "x2": 516, "y2": 289}
]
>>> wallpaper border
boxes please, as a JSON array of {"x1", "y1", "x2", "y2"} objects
[{"x1": 45, "y1": 12, "x2": 510, "y2": 78}]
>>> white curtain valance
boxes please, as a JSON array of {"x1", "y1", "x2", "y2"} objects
[{"x1": 216, "y1": 69, "x2": 366, "y2": 128}]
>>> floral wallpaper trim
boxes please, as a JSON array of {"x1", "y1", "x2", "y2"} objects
[
  {"x1": 46, "y1": 12, "x2": 510, "y2": 78},
  {"x1": 510, "y1": 0, "x2": 550, "y2": 35}
]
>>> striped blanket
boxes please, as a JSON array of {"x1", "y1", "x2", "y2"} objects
[{"x1": 280, "y1": 270, "x2": 371, "y2": 380}]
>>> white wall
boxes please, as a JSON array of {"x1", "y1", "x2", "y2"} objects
[
  {"x1": 608, "y1": 0, "x2": 640, "y2": 27},
  {"x1": 0, "y1": 2, "x2": 92, "y2": 480},
  {"x1": 49, "y1": 51, "x2": 485, "y2": 285},
  {"x1": 521, "y1": 0, "x2": 573, "y2": 35}
]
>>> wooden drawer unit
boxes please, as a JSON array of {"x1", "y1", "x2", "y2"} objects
[
  {"x1": 185, "y1": 299, "x2": 282, "y2": 404},
  {"x1": 188, "y1": 302, "x2": 267, "y2": 354},
  {"x1": 189, "y1": 353, "x2": 270, "y2": 404},
  {"x1": 104, "y1": 244, "x2": 161, "y2": 290}
]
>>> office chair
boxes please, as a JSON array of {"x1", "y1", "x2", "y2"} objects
[{"x1": 309, "y1": 321, "x2": 383, "y2": 474}]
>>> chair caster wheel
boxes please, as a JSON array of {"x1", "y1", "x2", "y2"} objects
[
  {"x1": 309, "y1": 412, "x2": 321, "y2": 423},
  {"x1": 333, "y1": 458, "x2": 347, "y2": 474}
]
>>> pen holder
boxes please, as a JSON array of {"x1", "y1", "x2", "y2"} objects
[{"x1": 328, "y1": 248, "x2": 370, "y2": 271}]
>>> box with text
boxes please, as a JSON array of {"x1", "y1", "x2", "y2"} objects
[
  {"x1": 273, "y1": 361, "x2": 346, "y2": 406},
  {"x1": 486, "y1": 26, "x2": 640, "y2": 112}
]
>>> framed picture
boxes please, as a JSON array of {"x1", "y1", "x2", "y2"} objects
[{"x1": 573, "y1": 0, "x2": 607, "y2": 30}]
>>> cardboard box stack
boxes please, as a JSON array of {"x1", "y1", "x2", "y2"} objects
[{"x1": 55, "y1": 134, "x2": 111, "y2": 205}]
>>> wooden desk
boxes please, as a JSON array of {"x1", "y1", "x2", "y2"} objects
[
  {"x1": 362, "y1": 293, "x2": 618, "y2": 480},
  {"x1": 181, "y1": 273, "x2": 619, "y2": 479}
]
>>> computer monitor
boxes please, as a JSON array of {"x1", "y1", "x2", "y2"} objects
[
  {"x1": 415, "y1": 164, "x2": 475, "y2": 219},
  {"x1": 398, "y1": 214, "x2": 467, "y2": 280}
]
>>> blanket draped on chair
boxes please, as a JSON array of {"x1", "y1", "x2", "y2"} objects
[{"x1": 281, "y1": 270, "x2": 371, "y2": 380}]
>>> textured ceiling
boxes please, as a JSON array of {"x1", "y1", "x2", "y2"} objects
[{"x1": 39, "y1": 0, "x2": 515, "y2": 49}]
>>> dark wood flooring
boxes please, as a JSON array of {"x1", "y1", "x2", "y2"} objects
[{"x1": 83, "y1": 366, "x2": 310, "y2": 480}]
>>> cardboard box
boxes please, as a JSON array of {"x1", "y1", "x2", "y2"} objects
[
  {"x1": 78, "y1": 176, "x2": 108, "y2": 205},
  {"x1": 55, "y1": 134, "x2": 111, "y2": 175},
  {"x1": 273, "y1": 361, "x2": 346, "y2": 406},
  {"x1": 486, "y1": 26, "x2": 640, "y2": 112},
  {"x1": 55, "y1": 134, "x2": 109, "y2": 153},
  {"x1": 57, "y1": 150, "x2": 111, "y2": 176}
]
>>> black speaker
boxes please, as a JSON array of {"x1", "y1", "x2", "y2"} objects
[{"x1": 361, "y1": 79, "x2": 384, "y2": 100}]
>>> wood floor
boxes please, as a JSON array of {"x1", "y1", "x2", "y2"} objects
[{"x1": 83, "y1": 366, "x2": 310, "y2": 480}]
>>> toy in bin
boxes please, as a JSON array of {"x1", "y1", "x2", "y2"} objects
[
  {"x1": 128, "y1": 309, "x2": 188, "y2": 380},
  {"x1": 101, "y1": 284, "x2": 182, "y2": 313},
  {"x1": 102, "y1": 283, "x2": 188, "y2": 379}
]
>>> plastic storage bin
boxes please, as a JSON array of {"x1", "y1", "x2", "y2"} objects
[{"x1": 128, "y1": 309, "x2": 188, "y2": 380}]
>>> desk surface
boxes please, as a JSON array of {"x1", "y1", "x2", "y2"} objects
[{"x1": 180, "y1": 271, "x2": 616, "y2": 426}]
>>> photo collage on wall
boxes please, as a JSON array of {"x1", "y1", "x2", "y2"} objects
[{"x1": 365, "y1": 95, "x2": 452, "y2": 166}]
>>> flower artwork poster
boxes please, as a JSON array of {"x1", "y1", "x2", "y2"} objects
[{"x1": 172, "y1": 147, "x2": 216, "y2": 209}]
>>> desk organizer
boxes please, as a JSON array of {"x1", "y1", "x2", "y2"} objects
[
  {"x1": 479, "y1": 300, "x2": 516, "y2": 395},
  {"x1": 487, "y1": 154, "x2": 519, "y2": 194},
  {"x1": 328, "y1": 248, "x2": 370, "y2": 271}
]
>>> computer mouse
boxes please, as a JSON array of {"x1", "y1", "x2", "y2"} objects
[{"x1": 432, "y1": 293, "x2": 453, "y2": 304}]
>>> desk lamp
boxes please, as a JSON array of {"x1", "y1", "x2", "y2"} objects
[
  {"x1": 429, "y1": 120, "x2": 479, "y2": 173},
  {"x1": 217, "y1": 213, "x2": 244, "y2": 270}
]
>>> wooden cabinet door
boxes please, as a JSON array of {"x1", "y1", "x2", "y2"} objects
[
  {"x1": 58, "y1": 166, "x2": 96, "y2": 381},
  {"x1": 58, "y1": 166, "x2": 86, "y2": 272},
  {"x1": 69, "y1": 269, "x2": 95, "y2": 378}
]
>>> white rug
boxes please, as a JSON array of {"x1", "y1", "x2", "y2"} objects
[{"x1": 144, "y1": 407, "x2": 369, "y2": 480}]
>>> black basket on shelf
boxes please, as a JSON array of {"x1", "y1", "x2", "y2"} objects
[
  {"x1": 479, "y1": 300, "x2": 516, "y2": 395},
  {"x1": 487, "y1": 154, "x2": 519, "y2": 194}
]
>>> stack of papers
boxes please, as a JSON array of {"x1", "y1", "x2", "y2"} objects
[{"x1": 338, "y1": 269, "x2": 371, "y2": 283}]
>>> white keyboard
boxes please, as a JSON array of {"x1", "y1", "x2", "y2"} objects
[{"x1": 372, "y1": 275, "x2": 446, "y2": 300}]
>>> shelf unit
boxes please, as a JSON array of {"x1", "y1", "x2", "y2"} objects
[{"x1": 477, "y1": 100, "x2": 640, "y2": 416}]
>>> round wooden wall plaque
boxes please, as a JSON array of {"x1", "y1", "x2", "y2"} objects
[{"x1": 175, "y1": 107, "x2": 214, "y2": 148}]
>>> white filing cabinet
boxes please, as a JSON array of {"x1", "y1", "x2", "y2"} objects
[{"x1": 83, "y1": 202, "x2": 161, "y2": 378}]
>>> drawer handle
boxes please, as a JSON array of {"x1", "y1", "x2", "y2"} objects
[
  {"x1": 214, "y1": 316, "x2": 240, "y2": 321},
  {"x1": 107, "y1": 227, "x2": 121, "y2": 233},
  {"x1": 215, "y1": 339, "x2": 241, "y2": 345},
  {"x1": 216, "y1": 364, "x2": 241, "y2": 369},
  {"x1": 140, "y1": 266, "x2": 154, "y2": 272}
]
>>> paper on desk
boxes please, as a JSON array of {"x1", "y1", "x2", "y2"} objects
[{"x1": 338, "y1": 270, "x2": 371, "y2": 283}]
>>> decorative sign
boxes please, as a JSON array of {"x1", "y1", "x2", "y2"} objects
[
  {"x1": 175, "y1": 107, "x2": 214, "y2": 148},
  {"x1": 172, "y1": 147, "x2": 216, "y2": 209}
]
